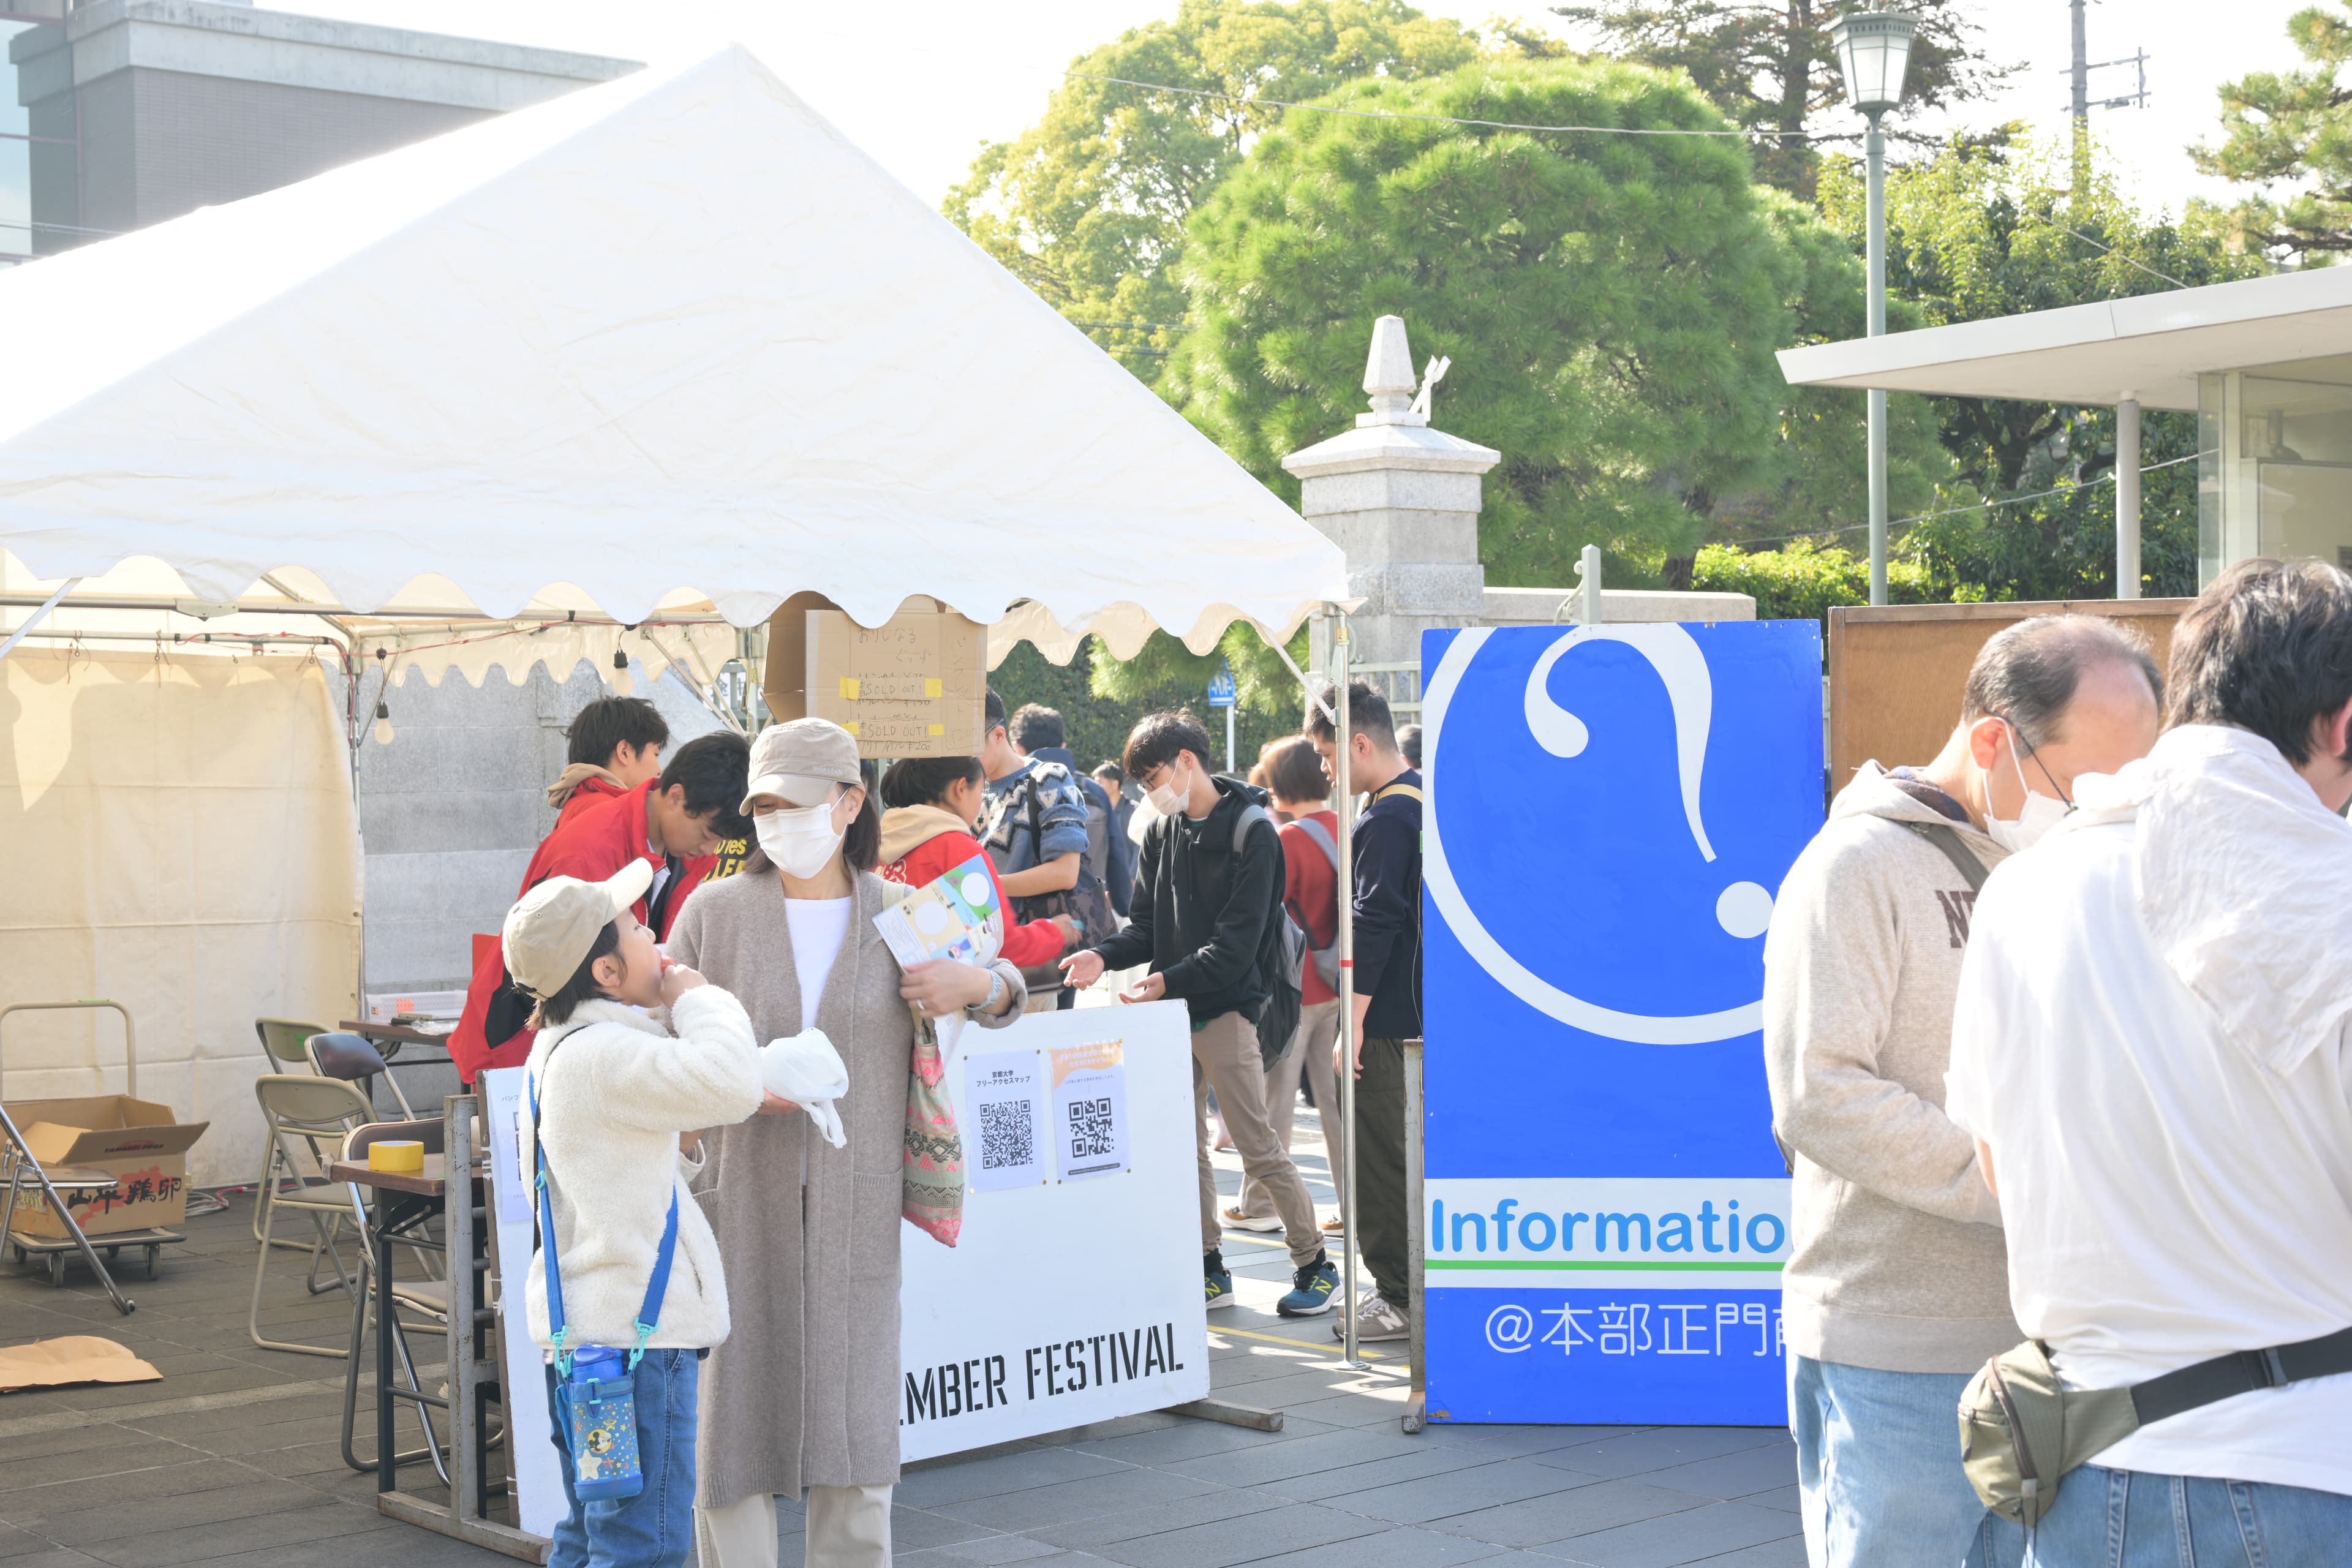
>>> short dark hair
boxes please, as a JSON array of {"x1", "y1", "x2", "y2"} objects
[
  {"x1": 2168, "y1": 557, "x2": 2352, "y2": 766},
  {"x1": 1123, "y1": 709, "x2": 1215, "y2": 779},
  {"x1": 565, "y1": 696, "x2": 668, "y2": 769},
  {"x1": 1091, "y1": 761, "x2": 1125, "y2": 788},
  {"x1": 1009, "y1": 703, "x2": 1065, "y2": 751},
  {"x1": 1961, "y1": 615, "x2": 2162, "y2": 750},
  {"x1": 527, "y1": 919, "x2": 621, "y2": 1029},
  {"x1": 1396, "y1": 723, "x2": 1422, "y2": 767},
  {"x1": 878, "y1": 755, "x2": 984, "y2": 809},
  {"x1": 1261, "y1": 734, "x2": 1328, "y2": 805},
  {"x1": 1303, "y1": 679, "x2": 1397, "y2": 749},
  {"x1": 658, "y1": 732, "x2": 753, "y2": 841},
  {"x1": 984, "y1": 687, "x2": 1008, "y2": 737}
]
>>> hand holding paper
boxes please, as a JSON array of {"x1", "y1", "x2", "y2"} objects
[{"x1": 758, "y1": 1029, "x2": 850, "y2": 1148}]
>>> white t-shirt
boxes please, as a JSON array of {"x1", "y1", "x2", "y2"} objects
[
  {"x1": 1946, "y1": 816, "x2": 2352, "y2": 1497},
  {"x1": 783, "y1": 896, "x2": 854, "y2": 1033}
]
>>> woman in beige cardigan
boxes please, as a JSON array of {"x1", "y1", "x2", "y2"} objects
[{"x1": 669, "y1": 719, "x2": 1025, "y2": 1568}]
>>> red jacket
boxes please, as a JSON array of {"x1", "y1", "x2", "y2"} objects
[
  {"x1": 448, "y1": 782, "x2": 715, "y2": 1083},
  {"x1": 553, "y1": 771, "x2": 630, "y2": 825},
  {"x1": 1280, "y1": 810, "x2": 1341, "y2": 1006},
  {"x1": 886, "y1": 827, "x2": 1066, "y2": 971}
]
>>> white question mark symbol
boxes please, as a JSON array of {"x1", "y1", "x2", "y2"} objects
[{"x1": 1524, "y1": 625, "x2": 1774, "y2": 939}]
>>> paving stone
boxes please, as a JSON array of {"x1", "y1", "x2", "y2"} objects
[
  {"x1": 1261, "y1": 1444, "x2": 1507, "y2": 1504},
  {"x1": 894, "y1": 1449, "x2": 1135, "y2": 1511},
  {"x1": 1162, "y1": 1427, "x2": 1434, "y2": 1486},
  {"x1": 930, "y1": 1465, "x2": 1220, "y2": 1532},
  {"x1": 1429, "y1": 1482, "x2": 1706, "y2": 1548},
  {"x1": 1083, "y1": 1502, "x2": 1390, "y2": 1568},
  {"x1": 1243, "y1": 1526, "x2": 1515, "y2": 1568},
  {"x1": 1647, "y1": 1536, "x2": 1806, "y2": 1567},
  {"x1": 1280, "y1": 1392, "x2": 1417, "y2": 1430},
  {"x1": 0, "y1": 1525, "x2": 62, "y2": 1561},
  {"x1": 1518, "y1": 1430, "x2": 1785, "y2": 1483},
  {"x1": 80, "y1": 1503, "x2": 396, "y2": 1567},
  {"x1": 1066, "y1": 1420, "x2": 1313, "y2": 1468},
  {"x1": 1020, "y1": 1488, "x2": 1295, "y2": 1551},
  {"x1": 1635, "y1": 1444, "x2": 1797, "y2": 1504},
  {"x1": 1738, "y1": 1487, "x2": 1799, "y2": 1516},
  {"x1": 927, "y1": 1536, "x2": 1068, "y2": 1565},
  {"x1": 0, "y1": 1442, "x2": 198, "y2": 1496},
  {"x1": 1415, "y1": 1427, "x2": 1647, "y2": 1459},
  {"x1": 1317, "y1": 1457, "x2": 1598, "y2": 1525},
  {"x1": 889, "y1": 1507, "x2": 1005, "y2": 1551},
  {"x1": 1520, "y1": 1501, "x2": 1799, "y2": 1567},
  {"x1": 1, "y1": 1460, "x2": 260, "y2": 1524}
]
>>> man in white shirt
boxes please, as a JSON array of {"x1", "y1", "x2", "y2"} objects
[{"x1": 1948, "y1": 558, "x2": 2352, "y2": 1565}]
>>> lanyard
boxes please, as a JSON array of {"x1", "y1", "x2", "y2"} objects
[{"x1": 529, "y1": 1054, "x2": 679, "y2": 1374}]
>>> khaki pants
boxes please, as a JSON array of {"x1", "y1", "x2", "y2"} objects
[
  {"x1": 1192, "y1": 1010, "x2": 1321, "y2": 1267},
  {"x1": 1239, "y1": 999, "x2": 1341, "y2": 1220},
  {"x1": 696, "y1": 1485, "x2": 892, "y2": 1568}
]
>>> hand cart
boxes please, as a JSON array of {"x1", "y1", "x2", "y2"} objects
[{"x1": 1, "y1": 1000, "x2": 188, "y2": 1313}]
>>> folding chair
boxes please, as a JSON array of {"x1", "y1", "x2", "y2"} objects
[
  {"x1": 248, "y1": 1074, "x2": 372, "y2": 1357},
  {"x1": 252, "y1": 1017, "x2": 326, "y2": 1245},
  {"x1": 306, "y1": 1032, "x2": 416, "y2": 1121},
  {"x1": 337, "y1": 1119, "x2": 454, "y2": 1487}
]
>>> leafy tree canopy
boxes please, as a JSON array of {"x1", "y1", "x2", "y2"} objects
[
  {"x1": 1547, "y1": 0, "x2": 2015, "y2": 195},
  {"x1": 941, "y1": 0, "x2": 1477, "y2": 377},
  {"x1": 1159, "y1": 56, "x2": 1941, "y2": 594},
  {"x1": 2194, "y1": 2, "x2": 2352, "y2": 262}
]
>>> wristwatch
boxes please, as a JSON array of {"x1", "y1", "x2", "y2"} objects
[{"x1": 981, "y1": 968, "x2": 1006, "y2": 1014}]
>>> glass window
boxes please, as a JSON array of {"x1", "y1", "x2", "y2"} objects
[{"x1": 2199, "y1": 357, "x2": 2352, "y2": 586}]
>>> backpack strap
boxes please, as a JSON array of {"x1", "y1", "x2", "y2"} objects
[
  {"x1": 1899, "y1": 820, "x2": 1991, "y2": 894},
  {"x1": 529, "y1": 1052, "x2": 681, "y2": 1374},
  {"x1": 1291, "y1": 814, "x2": 1340, "y2": 873},
  {"x1": 1373, "y1": 782, "x2": 1424, "y2": 805}
]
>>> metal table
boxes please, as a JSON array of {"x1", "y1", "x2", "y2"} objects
[{"x1": 330, "y1": 1095, "x2": 546, "y2": 1562}]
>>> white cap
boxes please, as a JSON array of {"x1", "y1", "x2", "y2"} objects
[{"x1": 501, "y1": 860, "x2": 652, "y2": 999}]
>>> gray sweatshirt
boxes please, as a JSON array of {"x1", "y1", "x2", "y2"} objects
[{"x1": 1763, "y1": 763, "x2": 2019, "y2": 1373}]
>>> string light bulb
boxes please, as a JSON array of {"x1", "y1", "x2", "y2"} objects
[
  {"x1": 373, "y1": 699, "x2": 394, "y2": 746},
  {"x1": 609, "y1": 646, "x2": 634, "y2": 697}
]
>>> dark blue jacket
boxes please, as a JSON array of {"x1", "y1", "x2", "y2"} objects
[{"x1": 1352, "y1": 768, "x2": 1423, "y2": 1039}]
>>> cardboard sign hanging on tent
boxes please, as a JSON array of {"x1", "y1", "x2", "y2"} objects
[{"x1": 763, "y1": 595, "x2": 985, "y2": 757}]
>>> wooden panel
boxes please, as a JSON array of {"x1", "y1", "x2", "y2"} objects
[{"x1": 1827, "y1": 599, "x2": 2190, "y2": 788}]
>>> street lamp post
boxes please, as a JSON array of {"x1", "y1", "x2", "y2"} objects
[{"x1": 1830, "y1": 9, "x2": 1918, "y2": 608}]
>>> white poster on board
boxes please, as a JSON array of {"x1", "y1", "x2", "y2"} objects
[
  {"x1": 1049, "y1": 1039, "x2": 1130, "y2": 1181},
  {"x1": 900, "y1": 1001, "x2": 1208, "y2": 1461},
  {"x1": 963, "y1": 1048, "x2": 1047, "y2": 1192},
  {"x1": 480, "y1": 1066, "x2": 566, "y2": 1539}
]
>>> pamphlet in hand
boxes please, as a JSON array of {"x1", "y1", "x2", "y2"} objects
[{"x1": 875, "y1": 853, "x2": 1003, "y2": 970}]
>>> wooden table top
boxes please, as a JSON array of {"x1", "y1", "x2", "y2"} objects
[{"x1": 327, "y1": 1154, "x2": 447, "y2": 1196}]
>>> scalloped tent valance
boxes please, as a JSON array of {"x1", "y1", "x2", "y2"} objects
[{"x1": 0, "y1": 44, "x2": 1344, "y2": 674}]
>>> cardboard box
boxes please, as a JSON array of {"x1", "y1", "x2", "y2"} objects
[
  {"x1": 3, "y1": 1095, "x2": 209, "y2": 1239},
  {"x1": 763, "y1": 594, "x2": 986, "y2": 758}
]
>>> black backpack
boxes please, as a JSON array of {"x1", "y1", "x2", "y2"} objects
[
  {"x1": 1232, "y1": 804, "x2": 1305, "y2": 1070},
  {"x1": 996, "y1": 763, "x2": 1118, "y2": 990}
]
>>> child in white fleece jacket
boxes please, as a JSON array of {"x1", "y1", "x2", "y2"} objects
[{"x1": 505, "y1": 861, "x2": 763, "y2": 1568}]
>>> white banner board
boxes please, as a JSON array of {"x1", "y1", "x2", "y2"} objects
[
  {"x1": 900, "y1": 1000, "x2": 1207, "y2": 1461},
  {"x1": 479, "y1": 1066, "x2": 567, "y2": 1539}
]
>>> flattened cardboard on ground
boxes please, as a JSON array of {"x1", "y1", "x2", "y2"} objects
[
  {"x1": 763, "y1": 594, "x2": 985, "y2": 758},
  {"x1": 4, "y1": 1095, "x2": 208, "y2": 1239},
  {"x1": 0, "y1": 1336, "x2": 162, "y2": 1393}
]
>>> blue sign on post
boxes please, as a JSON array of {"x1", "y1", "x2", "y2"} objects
[
  {"x1": 1419, "y1": 621, "x2": 1823, "y2": 1425},
  {"x1": 1205, "y1": 666, "x2": 1237, "y2": 708}
]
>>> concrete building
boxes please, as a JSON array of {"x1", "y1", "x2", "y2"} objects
[
  {"x1": 1283, "y1": 316, "x2": 1755, "y2": 721},
  {"x1": 4, "y1": 0, "x2": 633, "y2": 262}
]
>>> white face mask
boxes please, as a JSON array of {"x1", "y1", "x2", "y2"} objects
[
  {"x1": 757, "y1": 797, "x2": 844, "y2": 878},
  {"x1": 1145, "y1": 760, "x2": 1187, "y2": 818},
  {"x1": 1985, "y1": 725, "x2": 2071, "y2": 853}
]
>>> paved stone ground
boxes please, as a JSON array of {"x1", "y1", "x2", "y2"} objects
[{"x1": 0, "y1": 1111, "x2": 1800, "y2": 1568}]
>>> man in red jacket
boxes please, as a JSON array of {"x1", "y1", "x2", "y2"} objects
[{"x1": 449, "y1": 731, "x2": 750, "y2": 1083}]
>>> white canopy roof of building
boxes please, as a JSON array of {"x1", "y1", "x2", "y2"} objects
[
  {"x1": 1776, "y1": 264, "x2": 2352, "y2": 412},
  {"x1": 0, "y1": 44, "x2": 1345, "y2": 675}
]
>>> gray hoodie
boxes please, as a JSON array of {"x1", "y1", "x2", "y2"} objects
[{"x1": 1763, "y1": 762, "x2": 2019, "y2": 1374}]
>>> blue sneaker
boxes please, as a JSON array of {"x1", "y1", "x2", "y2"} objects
[
  {"x1": 1205, "y1": 1267, "x2": 1237, "y2": 1310},
  {"x1": 1276, "y1": 1254, "x2": 1340, "y2": 1317}
]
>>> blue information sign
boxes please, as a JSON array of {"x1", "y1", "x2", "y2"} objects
[
  {"x1": 1206, "y1": 665, "x2": 1237, "y2": 709},
  {"x1": 1419, "y1": 621, "x2": 1822, "y2": 1425}
]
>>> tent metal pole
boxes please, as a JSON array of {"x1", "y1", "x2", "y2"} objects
[
  {"x1": 1335, "y1": 620, "x2": 1363, "y2": 1368},
  {"x1": 0, "y1": 578, "x2": 81, "y2": 662}
]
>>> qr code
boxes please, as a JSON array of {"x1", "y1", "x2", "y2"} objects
[
  {"x1": 978, "y1": 1100, "x2": 1034, "y2": 1171},
  {"x1": 1066, "y1": 1097, "x2": 1114, "y2": 1159}
]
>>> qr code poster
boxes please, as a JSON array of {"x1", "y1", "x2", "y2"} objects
[
  {"x1": 963, "y1": 1049, "x2": 1046, "y2": 1191},
  {"x1": 1049, "y1": 1040, "x2": 1129, "y2": 1181}
]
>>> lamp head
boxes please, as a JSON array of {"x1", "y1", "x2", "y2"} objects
[{"x1": 1830, "y1": 9, "x2": 1918, "y2": 117}]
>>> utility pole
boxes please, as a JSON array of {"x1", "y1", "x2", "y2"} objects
[{"x1": 2070, "y1": 0, "x2": 2090, "y2": 206}]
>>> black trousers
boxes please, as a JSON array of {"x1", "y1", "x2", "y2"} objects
[{"x1": 1349, "y1": 1035, "x2": 1412, "y2": 1308}]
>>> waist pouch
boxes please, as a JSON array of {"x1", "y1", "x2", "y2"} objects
[{"x1": 1959, "y1": 1325, "x2": 2352, "y2": 1527}]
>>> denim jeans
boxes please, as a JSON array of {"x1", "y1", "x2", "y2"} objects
[
  {"x1": 2021, "y1": 1465, "x2": 2352, "y2": 1567},
  {"x1": 545, "y1": 1348, "x2": 700, "y2": 1568},
  {"x1": 1789, "y1": 1354, "x2": 2022, "y2": 1568}
]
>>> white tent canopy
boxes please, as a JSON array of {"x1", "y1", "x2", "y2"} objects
[{"x1": 0, "y1": 44, "x2": 1345, "y2": 671}]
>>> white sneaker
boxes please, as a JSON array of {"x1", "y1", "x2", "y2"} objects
[
  {"x1": 1332, "y1": 1291, "x2": 1409, "y2": 1343},
  {"x1": 1221, "y1": 1205, "x2": 1281, "y2": 1233}
]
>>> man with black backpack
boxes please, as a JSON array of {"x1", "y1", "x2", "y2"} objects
[{"x1": 1061, "y1": 710, "x2": 1338, "y2": 1317}]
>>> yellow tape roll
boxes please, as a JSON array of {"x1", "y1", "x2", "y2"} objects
[{"x1": 369, "y1": 1140, "x2": 424, "y2": 1174}]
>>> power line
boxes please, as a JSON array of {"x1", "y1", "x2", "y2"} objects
[
  {"x1": 1720, "y1": 448, "x2": 2206, "y2": 550},
  {"x1": 1066, "y1": 70, "x2": 1800, "y2": 140},
  {"x1": 2058, "y1": 224, "x2": 2188, "y2": 290}
]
